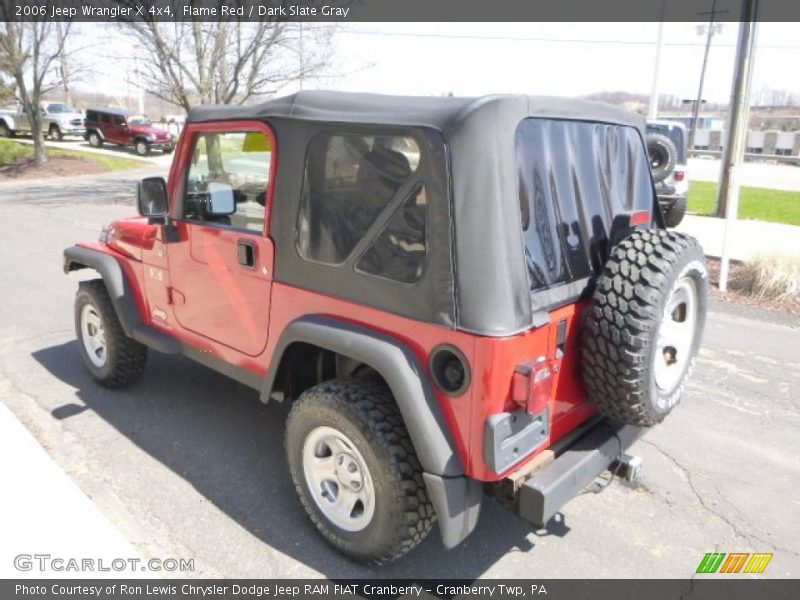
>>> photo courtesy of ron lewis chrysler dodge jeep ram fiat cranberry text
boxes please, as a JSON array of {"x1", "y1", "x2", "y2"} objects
[{"x1": 64, "y1": 92, "x2": 708, "y2": 565}]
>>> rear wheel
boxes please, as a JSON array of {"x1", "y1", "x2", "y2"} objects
[
  {"x1": 88, "y1": 131, "x2": 103, "y2": 147},
  {"x1": 75, "y1": 280, "x2": 147, "y2": 387},
  {"x1": 0, "y1": 121, "x2": 13, "y2": 138},
  {"x1": 286, "y1": 379, "x2": 434, "y2": 565},
  {"x1": 581, "y1": 230, "x2": 708, "y2": 426}
]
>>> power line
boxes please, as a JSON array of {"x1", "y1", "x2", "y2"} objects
[{"x1": 339, "y1": 28, "x2": 800, "y2": 50}]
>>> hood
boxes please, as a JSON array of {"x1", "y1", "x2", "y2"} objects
[
  {"x1": 53, "y1": 112, "x2": 84, "y2": 121},
  {"x1": 130, "y1": 123, "x2": 172, "y2": 139}
]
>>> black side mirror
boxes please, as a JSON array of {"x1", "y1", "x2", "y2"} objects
[{"x1": 137, "y1": 177, "x2": 168, "y2": 221}]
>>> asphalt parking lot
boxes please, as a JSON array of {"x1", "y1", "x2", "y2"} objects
[{"x1": 0, "y1": 171, "x2": 798, "y2": 579}]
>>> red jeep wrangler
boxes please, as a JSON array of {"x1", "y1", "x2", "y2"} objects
[
  {"x1": 84, "y1": 107, "x2": 175, "y2": 156},
  {"x1": 64, "y1": 92, "x2": 708, "y2": 565}
]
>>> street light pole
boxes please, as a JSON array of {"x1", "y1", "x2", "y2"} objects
[
  {"x1": 688, "y1": 0, "x2": 720, "y2": 151},
  {"x1": 648, "y1": 3, "x2": 666, "y2": 121},
  {"x1": 718, "y1": 0, "x2": 759, "y2": 291}
]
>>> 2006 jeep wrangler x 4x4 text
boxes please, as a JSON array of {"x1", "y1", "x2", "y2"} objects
[{"x1": 64, "y1": 92, "x2": 708, "y2": 564}]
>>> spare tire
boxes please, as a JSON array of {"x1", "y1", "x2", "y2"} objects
[
  {"x1": 646, "y1": 133, "x2": 677, "y2": 183},
  {"x1": 581, "y1": 229, "x2": 708, "y2": 426}
]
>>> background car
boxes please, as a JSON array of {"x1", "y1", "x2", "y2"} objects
[
  {"x1": 647, "y1": 120, "x2": 689, "y2": 227},
  {"x1": 84, "y1": 107, "x2": 175, "y2": 156}
]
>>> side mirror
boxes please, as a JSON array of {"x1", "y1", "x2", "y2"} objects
[
  {"x1": 137, "y1": 177, "x2": 168, "y2": 220},
  {"x1": 205, "y1": 182, "x2": 235, "y2": 215}
]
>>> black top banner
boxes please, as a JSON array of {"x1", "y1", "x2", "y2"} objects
[{"x1": 2, "y1": 0, "x2": 800, "y2": 23}]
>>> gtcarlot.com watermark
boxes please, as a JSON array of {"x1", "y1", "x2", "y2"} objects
[{"x1": 14, "y1": 554, "x2": 194, "y2": 573}]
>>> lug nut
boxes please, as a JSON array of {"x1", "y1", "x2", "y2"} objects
[{"x1": 347, "y1": 463, "x2": 357, "y2": 473}]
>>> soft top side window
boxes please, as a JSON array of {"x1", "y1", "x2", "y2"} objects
[{"x1": 296, "y1": 132, "x2": 422, "y2": 268}]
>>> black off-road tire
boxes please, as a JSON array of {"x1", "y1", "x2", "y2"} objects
[
  {"x1": 135, "y1": 139, "x2": 150, "y2": 156},
  {"x1": 74, "y1": 280, "x2": 147, "y2": 388},
  {"x1": 286, "y1": 379, "x2": 435, "y2": 565},
  {"x1": 647, "y1": 133, "x2": 677, "y2": 183},
  {"x1": 663, "y1": 195, "x2": 688, "y2": 228},
  {"x1": 49, "y1": 125, "x2": 64, "y2": 141},
  {"x1": 87, "y1": 131, "x2": 103, "y2": 147},
  {"x1": 0, "y1": 121, "x2": 14, "y2": 138},
  {"x1": 581, "y1": 230, "x2": 708, "y2": 427}
]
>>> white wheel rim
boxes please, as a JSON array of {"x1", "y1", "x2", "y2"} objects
[
  {"x1": 137, "y1": 142, "x2": 146, "y2": 154},
  {"x1": 80, "y1": 304, "x2": 107, "y2": 368},
  {"x1": 654, "y1": 275, "x2": 699, "y2": 394},
  {"x1": 302, "y1": 426, "x2": 375, "y2": 532}
]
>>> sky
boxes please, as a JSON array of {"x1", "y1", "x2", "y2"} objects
[{"x1": 82, "y1": 22, "x2": 800, "y2": 108}]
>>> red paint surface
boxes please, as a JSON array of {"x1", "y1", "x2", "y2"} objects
[{"x1": 78, "y1": 119, "x2": 596, "y2": 482}]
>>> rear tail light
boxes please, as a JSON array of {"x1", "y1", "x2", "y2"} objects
[
  {"x1": 512, "y1": 357, "x2": 553, "y2": 415},
  {"x1": 673, "y1": 170, "x2": 685, "y2": 182},
  {"x1": 629, "y1": 210, "x2": 651, "y2": 227}
]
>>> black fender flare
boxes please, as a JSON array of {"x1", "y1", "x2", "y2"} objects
[
  {"x1": 86, "y1": 127, "x2": 104, "y2": 140},
  {"x1": 63, "y1": 245, "x2": 180, "y2": 354},
  {"x1": 261, "y1": 315, "x2": 482, "y2": 548}
]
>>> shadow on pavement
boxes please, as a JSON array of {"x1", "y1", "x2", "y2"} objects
[{"x1": 33, "y1": 340, "x2": 568, "y2": 578}]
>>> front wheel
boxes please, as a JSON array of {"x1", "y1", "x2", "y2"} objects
[
  {"x1": 286, "y1": 380, "x2": 434, "y2": 565},
  {"x1": 75, "y1": 280, "x2": 147, "y2": 387},
  {"x1": 49, "y1": 125, "x2": 64, "y2": 141},
  {"x1": 135, "y1": 140, "x2": 150, "y2": 156},
  {"x1": 0, "y1": 122, "x2": 14, "y2": 138}
]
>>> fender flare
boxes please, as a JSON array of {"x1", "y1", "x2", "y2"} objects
[
  {"x1": 63, "y1": 245, "x2": 180, "y2": 354},
  {"x1": 261, "y1": 315, "x2": 482, "y2": 548}
]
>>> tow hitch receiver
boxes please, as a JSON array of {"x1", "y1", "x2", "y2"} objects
[{"x1": 510, "y1": 419, "x2": 644, "y2": 528}]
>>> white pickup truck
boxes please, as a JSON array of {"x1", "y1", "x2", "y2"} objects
[{"x1": 0, "y1": 102, "x2": 85, "y2": 141}]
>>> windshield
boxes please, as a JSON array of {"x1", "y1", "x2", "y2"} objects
[
  {"x1": 47, "y1": 103, "x2": 76, "y2": 114},
  {"x1": 127, "y1": 115, "x2": 151, "y2": 125}
]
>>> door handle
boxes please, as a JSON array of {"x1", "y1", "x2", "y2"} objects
[{"x1": 237, "y1": 239, "x2": 256, "y2": 268}]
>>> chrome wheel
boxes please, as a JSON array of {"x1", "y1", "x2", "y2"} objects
[
  {"x1": 136, "y1": 141, "x2": 148, "y2": 156},
  {"x1": 654, "y1": 275, "x2": 699, "y2": 394},
  {"x1": 302, "y1": 426, "x2": 375, "y2": 532},
  {"x1": 89, "y1": 133, "x2": 101, "y2": 147},
  {"x1": 80, "y1": 304, "x2": 107, "y2": 368}
]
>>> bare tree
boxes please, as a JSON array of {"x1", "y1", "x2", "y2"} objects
[
  {"x1": 119, "y1": 5, "x2": 333, "y2": 113},
  {"x1": 0, "y1": 19, "x2": 73, "y2": 164}
]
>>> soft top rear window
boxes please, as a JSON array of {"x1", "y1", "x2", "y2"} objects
[{"x1": 515, "y1": 118, "x2": 653, "y2": 293}]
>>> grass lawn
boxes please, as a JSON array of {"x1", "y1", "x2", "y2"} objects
[
  {"x1": 0, "y1": 138, "x2": 144, "y2": 171},
  {"x1": 688, "y1": 180, "x2": 800, "y2": 226}
]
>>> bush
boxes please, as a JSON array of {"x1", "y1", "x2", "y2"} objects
[{"x1": 732, "y1": 253, "x2": 800, "y2": 301}]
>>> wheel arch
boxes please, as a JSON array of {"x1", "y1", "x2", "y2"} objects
[
  {"x1": 262, "y1": 315, "x2": 462, "y2": 478},
  {"x1": 263, "y1": 315, "x2": 482, "y2": 548},
  {"x1": 63, "y1": 245, "x2": 180, "y2": 354}
]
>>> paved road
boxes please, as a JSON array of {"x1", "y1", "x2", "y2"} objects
[{"x1": 0, "y1": 173, "x2": 798, "y2": 579}]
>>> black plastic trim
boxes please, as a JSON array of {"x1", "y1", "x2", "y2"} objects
[
  {"x1": 262, "y1": 315, "x2": 463, "y2": 478},
  {"x1": 516, "y1": 419, "x2": 644, "y2": 527},
  {"x1": 428, "y1": 343, "x2": 471, "y2": 397},
  {"x1": 63, "y1": 245, "x2": 181, "y2": 354},
  {"x1": 422, "y1": 473, "x2": 483, "y2": 549},
  {"x1": 485, "y1": 408, "x2": 549, "y2": 474}
]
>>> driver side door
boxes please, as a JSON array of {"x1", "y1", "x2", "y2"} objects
[{"x1": 166, "y1": 122, "x2": 276, "y2": 357}]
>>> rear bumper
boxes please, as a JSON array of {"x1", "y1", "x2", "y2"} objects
[{"x1": 513, "y1": 418, "x2": 645, "y2": 527}]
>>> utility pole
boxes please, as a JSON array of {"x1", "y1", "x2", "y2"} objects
[
  {"x1": 648, "y1": 1, "x2": 667, "y2": 120},
  {"x1": 688, "y1": 0, "x2": 722, "y2": 150},
  {"x1": 718, "y1": 0, "x2": 759, "y2": 291}
]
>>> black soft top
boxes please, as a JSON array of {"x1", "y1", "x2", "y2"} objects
[
  {"x1": 189, "y1": 91, "x2": 653, "y2": 336},
  {"x1": 188, "y1": 91, "x2": 645, "y2": 135}
]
